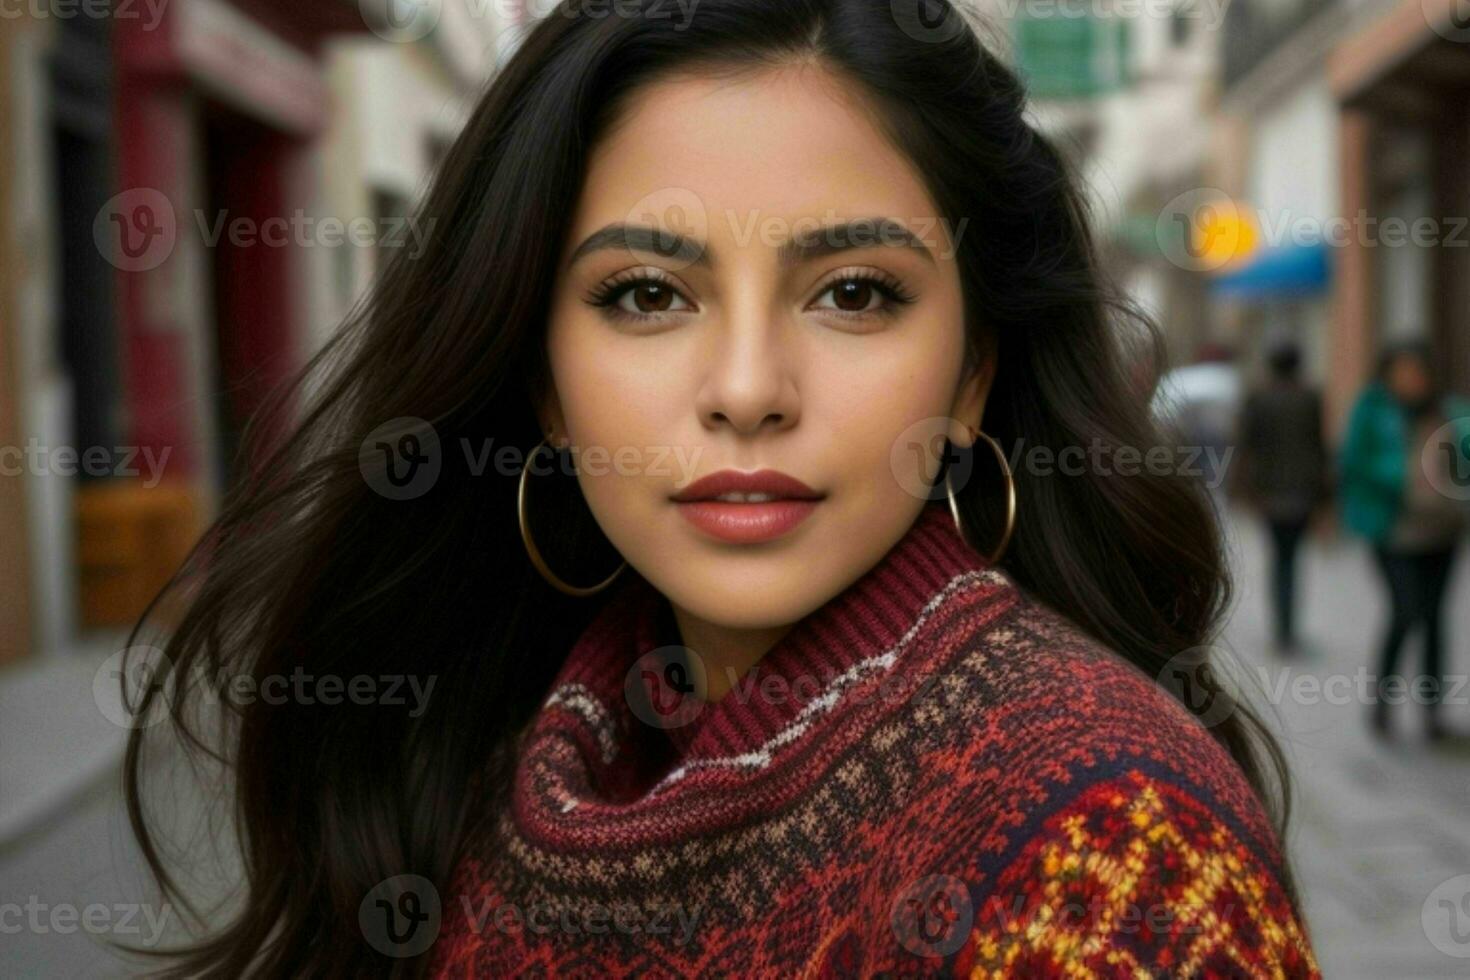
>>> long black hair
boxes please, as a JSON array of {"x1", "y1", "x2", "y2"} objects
[{"x1": 120, "y1": 1, "x2": 1297, "y2": 975}]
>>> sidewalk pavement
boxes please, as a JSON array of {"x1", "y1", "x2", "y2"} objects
[
  {"x1": 0, "y1": 631, "x2": 131, "y2": 843},
  {"x1": 1221, "y1": 509, "x2": 1470, "y2": 979}
]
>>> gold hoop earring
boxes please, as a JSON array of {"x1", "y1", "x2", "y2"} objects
[
  {"x1": 945, "y1": 427, "x2": 1017, "y2": 565},
  {"x1": 518, "y1": 437, "x2": 627, "y2": 597}
]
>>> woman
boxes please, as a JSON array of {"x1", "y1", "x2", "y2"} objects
[
  {"x1": 120, "y1": 1, "x2": 1319, "y2": 976},
  {"x1": 1341, "y1": 341, "x2": 1470, "y2": 739}
]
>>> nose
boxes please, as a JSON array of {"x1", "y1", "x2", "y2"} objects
[{"x1": 694, "y1": 309, "x2": 801, "y2": 436}]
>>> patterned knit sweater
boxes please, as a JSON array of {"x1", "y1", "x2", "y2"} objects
[{"x1": 429, "y1": 502, "x2": 1320, "y2": 977}]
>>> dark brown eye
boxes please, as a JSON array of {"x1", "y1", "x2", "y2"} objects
[
  {"x1": 830, "y1": 279, "x2": 875, "y2": 312},
  {"x1": 629, "y1": 282, "x2": 675, "y2": 313},
  {"x1": 599, "y1": 277, "x2": 691, "y2": 318},
  {"x1": 810, "y1": 272, "x2": 915, "y2": 321}
]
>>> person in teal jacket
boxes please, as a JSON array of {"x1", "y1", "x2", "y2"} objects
[{"x1": 1339, "y1": 340, "x2": 1470, "y2": 740}]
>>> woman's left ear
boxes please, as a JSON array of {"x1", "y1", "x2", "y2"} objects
[
  {"x1": 532, "y1": 384, "x2": 570, "y2": 447},
  {"x1": 950, "y1": 351, "x2": 997, "y2": 448}
]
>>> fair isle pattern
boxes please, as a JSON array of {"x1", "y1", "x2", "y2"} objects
[
  {"x1": 429, "y1": 503, "x2": 1319, "y2": 977},
  {"x1": 541, "y1": 683, "x2": 620, "y2": 765},
  {"x1": 958, "y1": 773, "x2": 1321, "y2": 978}
]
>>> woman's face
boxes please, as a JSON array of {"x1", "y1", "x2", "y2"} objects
[{"x1": 541, "y1": 63, "x2": 989, "y2": 631}]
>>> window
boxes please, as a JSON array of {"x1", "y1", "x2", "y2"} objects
[{"x1": 1015, "y1": 13, "x2": 1131, "y2": 99}]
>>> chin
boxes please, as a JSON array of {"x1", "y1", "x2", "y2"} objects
[{"x1": 660, "y1": 559, "x2": 841, "y2": 632}]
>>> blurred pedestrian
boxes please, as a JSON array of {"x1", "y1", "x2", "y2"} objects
[
  {"x1": 1340, "y1": 341, "x2": 1470, "y2": 739},
  {"x1": 1235, "y1": 342, "x2": 1328, "y2": 655}
]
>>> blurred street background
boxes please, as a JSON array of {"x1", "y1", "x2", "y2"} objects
[{"x1": 2, "y1": 0, "x2": 1469, "y2": 976}]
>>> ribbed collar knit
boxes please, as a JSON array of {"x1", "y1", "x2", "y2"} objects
[{"x1": 509, "y1": 500, "x2": 998, "y2": 848}]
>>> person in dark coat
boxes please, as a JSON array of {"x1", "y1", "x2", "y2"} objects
[{"x1": 1235, "y1": 343, "x2": 1329, "y2": 655}]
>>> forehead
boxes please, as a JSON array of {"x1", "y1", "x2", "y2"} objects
[{"x1": 569, "y1": 64, "x2": 942, "y2": 245}]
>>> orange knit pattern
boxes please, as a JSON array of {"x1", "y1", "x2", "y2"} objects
[{"x1": 959, "y1": 773, "x2": 1320, "y2": 979}]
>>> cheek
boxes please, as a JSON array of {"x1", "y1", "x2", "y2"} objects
[
  {"x1": 825, "y1": 324, "x2": 968, "y2": 508},
  {"x1": 826, "y1": 328, "x2": 967, "y2": 435},
  {"x1": 550, "y1": 311, "x2": 644, "y2": 439},
  {"x1": 858, "y1": 367, "x2": 955, "y2": 495},
  {"x1": 559, "y1": 352, "x2": 680, "y2": 449},
  {"x1": 548, "y1": 317, "x2": 684, "y2": 515}
]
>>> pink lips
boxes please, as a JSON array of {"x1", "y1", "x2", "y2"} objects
[{"x1": 670, "y1": 469, "x2": 825, "y2": 544}]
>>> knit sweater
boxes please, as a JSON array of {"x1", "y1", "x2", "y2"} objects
[{"x1": 429, "y1": 502, "x2": 1320, "y2": 977}]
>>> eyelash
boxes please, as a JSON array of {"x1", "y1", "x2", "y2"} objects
[{"x1": 583, "y1": 267, "x2": 918, "y2": 326}]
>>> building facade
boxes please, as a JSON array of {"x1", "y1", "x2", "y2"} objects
[
  {"x1": 1, "y1": 0, "x2": 512, "y2": 663},
  {"x1": 1217, "y1": 0, "x2": 1469, "y2": 433}
]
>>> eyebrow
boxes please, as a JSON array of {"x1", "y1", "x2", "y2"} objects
[{"x1": 566, "y1": 216, "x2": 938, "y2": 269}]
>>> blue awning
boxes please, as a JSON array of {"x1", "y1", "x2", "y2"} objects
[{"x1": 1209, "y1": 242, "x2": 1331, "y2": 300}]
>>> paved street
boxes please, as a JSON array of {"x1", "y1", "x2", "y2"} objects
[
  {"x1": 2, "y1": 510, "x2": 1468, "y2": 977},
  {"x1": 1220, "y1": 508, "x2": 1470, "y2": 979}
]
